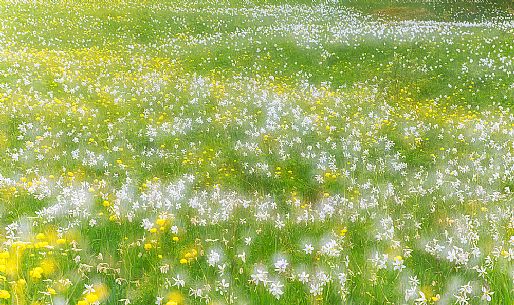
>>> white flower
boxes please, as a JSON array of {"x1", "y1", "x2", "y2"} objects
[
  {"x1": 159, "y1": 264, "x2": 170, "y2": 274},
  {"x1": 320, "y1": 239, "x2": 340, "y2": 257},
  {"x1": 408, "y1": 276, "x2": 420, "y2": 287},
  {"x1": 172, "y1": 274, "x2": 185, "y2": 288},
  {"x1": 298, "y1": 271, "x2": 310, "y2": 283},
  {"x1": 171, "y1": 225, "x2": 178, "y2": 234},
  {"x1": 237, "y1": 251, "x2": 246, "y2": 263},
  {"x1": 481, "y1": 286, "x2": 493, "y2": 302},
  {"x1": 207, "y1": 249, "x2": 221, "y2": 267},
  {"x1": 274, "y1": 258, "x2": 289, "y2": 273},
  {"x1": 269, "y1": 280, "x2": 284, "y2": 299},
  {"x1": 244, "y1": 237, "x2": 252, "y2": 245},
  {"x1": 303, "y1": 243, "x2": 314, "y2": 254},
  {"x1": 155, "y1": 296, "x2": 163, "y2": 305},
  {"x1": 250, "y1": 267, "x2": 268, "y2": 286},
  {"x1": 392, "y1": 256, "x2": 405, "y2": 272},
  {"x1": 414, "y1": 291, "x2": 427, "y2": 305},
  {"x1": 216, "y1": 278, "x2": 230, "y2": 295}
]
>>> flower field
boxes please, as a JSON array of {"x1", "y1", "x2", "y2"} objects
[{"x1": 0, "y1": 0, "x2": 513, "y2": 304}]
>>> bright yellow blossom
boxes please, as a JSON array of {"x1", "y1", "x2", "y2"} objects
[{"x1": 0, "y1": 290, "x2": 10, "y2": 299}]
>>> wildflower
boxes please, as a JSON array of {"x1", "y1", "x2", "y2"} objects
[
  {"x1": 207, "y1": 250, "x2": 221, "y2": 266},
  {"x1": 250, "y1": 267, "x2": 268, "y2": 286},
  {"x1": 171, "y1": 275, "x2": 185, "y2": 288},
  {"x1": 414, "y1": 291, "x2": 427, "y2": 305},
  {"x1": 0, "y1": 290, "x2": 10, "y2": 299},
  {"x1": 85, "y1": 292, "x2": 99, "y2": 303},
  {"x1": 156, "y1": 218, "x2": 167, "y2": 227},
  {"x1": 274, "y1": 258, "x2": 288, "y2": 273},
  {"x1": 298, "y1": 271, "x2": 310, "y2": 283},
  {"x1": 269, "y1": 280, "x2": 284, "y2": 299},
  {"x1": 303, "y1": 244, "x2": 314, "y2": 254},
  {"x1": 481, "y1": 286, "x2": 493, "y2": 302},
  {"x1": 393, "y1": 256, "x2": 405, "y2": 272},
  {"x1": 30, "y1": 267, "x2": 44, "y2": 280}
]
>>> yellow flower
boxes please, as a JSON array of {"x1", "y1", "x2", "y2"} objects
[
  {"x1": 144, "y1": 243, "x2": 153, "y2": 251},
  {"x1": 179, "y1": 258, "x2": 188, "y2": 264},
  {"x1": 167, "y1": 291, "x2": 183, "y2": 304},
  {"x1": 0, "y1": 290, "x2": 10, "y2": 299},
  {"x1": 156, "y1": 218, "x2": 167, "y2": 227},
  {"x1": 35, "y1": 241, "x2": 49, "y2": 249},
  {"x1": 93, "y1": 283, "x2": 108, "y2": 300},
  {"x1": 41, "y1": 259, "x2": 56, "y2": 275},
  {"x1": 29, "y1": 267, "x2": 44, "y2": 279},
  {"x1": 172, "y1": 236, "x2": 179, "y2": 242},
  {"x1": 85, "y1": 292, "x2": 99, "y2": 303}
]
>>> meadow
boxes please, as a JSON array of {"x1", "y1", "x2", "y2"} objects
[{"x1": 0, "y1": 0, "x2": 513, "y2": 304}]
